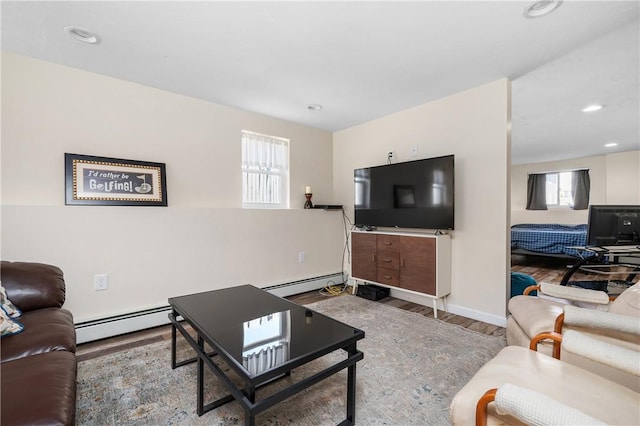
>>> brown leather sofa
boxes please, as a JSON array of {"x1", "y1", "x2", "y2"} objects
[{"x1": 1, "y1": 261, "x2": 77, "y2": 425}]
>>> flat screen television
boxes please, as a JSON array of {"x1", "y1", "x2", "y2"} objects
[
  {"x1": 354, "y1": 155, "x2": 454, "y2": 230},
  {"x1": 587, "y1": 205, "x2": 640, "y2": 246}
]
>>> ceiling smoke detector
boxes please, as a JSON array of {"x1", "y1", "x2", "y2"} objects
[
  {"x1": 64, "y1": 26, "x2": 100, "y2": 44},
  {"x1": 523, "y1": 1, "x2": 563, "y2": 18}
]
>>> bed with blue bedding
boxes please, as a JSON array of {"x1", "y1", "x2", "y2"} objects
[{"x1": 511, "y1": 223, "x2": 588, "y2": 258}]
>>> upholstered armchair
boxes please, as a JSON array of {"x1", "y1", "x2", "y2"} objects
[
  {"x1": 551, "y1": 305, "x2": 640, "y2": 391},
  {"x1": 450, "y1": 322, "x2": 640, "y2": 425},
  {"x1": 507, "y1": 281, "x2": 640, "y2": 355}
]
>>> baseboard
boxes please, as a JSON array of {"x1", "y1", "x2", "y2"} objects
[
  {"x1": 445, "y1": 304, "x2": 507, "y2": 328},
  {"x1": 387, "y1": 287, "x2": 507, "y2": 328},
  {"x1": 263, "y1": 272, "x2": 344, "y2": 297},
  {"x1": 75, "y1": 272, "x2": 344, "y2": 344},
  {"x1": 75, "y1": 306, "x2": 173, "y2": 344}
]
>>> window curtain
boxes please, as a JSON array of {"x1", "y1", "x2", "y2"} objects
[
  {"x1": 241, "y1": 132, "x2": 289, "y2": 171},
  {"x1": 571, "y1": 169, "x2": 590, "y2": 210},
  {"x1": 526, "y1": 173, "x2": 548, "y2": 210},
  {"x1": 241, "y1": 131, "x2": 289, "y2": 205}
]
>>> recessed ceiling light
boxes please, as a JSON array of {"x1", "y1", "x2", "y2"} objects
[
  {"x1": 605, "y1": 142, "x2": 619, "y2": 148},
  {"x1": 582, "y1": 104, "x2": 603, "y2": 112},
  {"x1": 523, "y1": 0, "x2": 563, "y2": 18},
  {"x1": 307, "y1": 104, "x2": 323, "y2": 111},
  {"x1": 64, "y1": 26, "x2": 100, "y2": 44}
]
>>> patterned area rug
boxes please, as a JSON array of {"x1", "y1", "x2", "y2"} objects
[{"x1": 76, "y1": 295, "x2": 505, "y2": 425}]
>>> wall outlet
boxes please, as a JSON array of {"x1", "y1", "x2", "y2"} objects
[
  {"x1": 387, "y1": 151, "x2": 394, "y2": 161},
  {"x1": 94, "y1": 274, "x2": 108, "y2": 291},
  {"x1": 298, "y1": 251, "x2": 306, "y2": 263}
]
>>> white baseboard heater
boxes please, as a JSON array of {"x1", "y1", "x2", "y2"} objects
[{"x1": 75, "y1": 272, "x2": 344, "y2": 344}]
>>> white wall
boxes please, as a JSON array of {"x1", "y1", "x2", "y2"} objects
[
  {"x1": 2, "y1": 206, "x2": 345, "y2": 321},
  {"x1": 511, "y1": 151, "x2": 640, "y2": 225},
  {"x1": 606, "y1": 151, "x2": 640, "y2": 204},
  {"x1": 333, "y1": 79, "x2": 511, "y2": 325},
  {"x1": 2, "y1": 53, "x2": 514, "y2": 326},
  {"x1": 1, "y1": 53, "x2": 342, "y2": 322}
]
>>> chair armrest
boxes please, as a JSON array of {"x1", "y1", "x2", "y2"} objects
[
  {"x1": 540, "y1": 283, "x2": 610, "y2": 305},
  {"x1": 564, "y1": 305, "x2": 640, "y2": 335},
  {"x1": 552, "y1": 306, "x2": 640, "y2": 358},
  {"x1": 475, "y1": 383, "x2": 606, "y2": 426},
  {"x1": 523, "y1": 284, "x2": 540, "y2": 296},
  {"x1": 562, "y1": 330, "x2": 640, "y2": 376},
  {"x1": 475, "y1": 388, "x2": 497, "y2": 426},
  {"x1": 529, "y1": 331, "x2": 563, "y2": 358}
]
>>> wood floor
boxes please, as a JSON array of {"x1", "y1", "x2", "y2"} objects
[
  {"x1": 77, "y1": 256, "x2": 571, "y2": 361},
  {"x1": 511, "y1": 253, "x2": 583, "y2": 283},
  {"x1": 510, "y1": 252, "x2": 637, "y2": 284}
]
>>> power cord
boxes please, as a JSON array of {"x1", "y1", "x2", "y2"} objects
[
  {"x1": 320, "y1": 207, "x2": 355, "y2": 297},
  {"x1": 320, "y1": 279, "x2": 347, "y2": 296}
]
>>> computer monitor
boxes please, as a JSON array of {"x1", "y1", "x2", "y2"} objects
[{"x1": 587, "y1": 205, "x2": 640, "y2": 246}]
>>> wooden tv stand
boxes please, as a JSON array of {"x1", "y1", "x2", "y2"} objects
[{"x1": 351, "y1": 230, "x2": 451, "y2": 318}]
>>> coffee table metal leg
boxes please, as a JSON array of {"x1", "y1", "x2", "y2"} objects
[
  {"x1": 244, "y1": 381, "x2": 256, "y2": 426},
  {"x1": 245, "y1": 411, "x2": 255, "y2": 426},
  {"x1": 170, "y1": 310, "x2": 177, "y2": 369},
  {"x1": 197, "y1": 335, "x2": 205, "y2": 416},
  {"x1": 346, "y1": 343, "x2": 357, "y2": 425}
]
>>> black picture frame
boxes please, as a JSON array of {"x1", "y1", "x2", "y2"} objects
[{"x1": 65, "y1": 153, "x2": 168, "y2": 206}]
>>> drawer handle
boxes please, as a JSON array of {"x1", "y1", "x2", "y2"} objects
[
  {"x1": 382, "y1": 258, "x2": 392, "y2": 263},
  {"x1": 383, "y1": 241, "x2": 392, "y2": 246},
  {"x1": 372, "y1": 254, "x2": 376, "y2": 262},
  {"x1": 383, "y1": 275, "x2": 392, "y2": 280}
]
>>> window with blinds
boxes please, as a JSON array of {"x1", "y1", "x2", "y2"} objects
[{"x1": 241, "y1": 130, "x2": 290, "y2": 208}]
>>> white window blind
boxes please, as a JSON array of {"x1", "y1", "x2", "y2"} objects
[{"x1": 242, "y1": 130, "x2": 289, "y2": 208}]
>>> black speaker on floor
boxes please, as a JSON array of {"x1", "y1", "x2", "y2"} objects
[{"x1": 356, "y1": 284, "x2": 390, "y2": 301}]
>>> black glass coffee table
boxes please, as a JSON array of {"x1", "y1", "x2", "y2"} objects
[{"x1": 168, "y1": 285, "x2": 365, "y2": 426}]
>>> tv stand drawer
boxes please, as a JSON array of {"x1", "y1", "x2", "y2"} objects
[
  {"x1": 377, "y1": 252, "x2": 400, "y2": 270},
  {"x1": 377, "y1": 267, "x2": 400, "y2": 286},
  {"x1": 377, "y1": 235, "x2": 403, "y2": 251}
]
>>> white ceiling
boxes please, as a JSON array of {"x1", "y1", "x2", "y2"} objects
[{"x1": 2, "y1": 1, "x2": 639, "y2": 164}]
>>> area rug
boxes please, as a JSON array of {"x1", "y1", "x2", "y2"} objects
[{"x1": 76, "y1": 295, "x2": 505, "y2": 425}]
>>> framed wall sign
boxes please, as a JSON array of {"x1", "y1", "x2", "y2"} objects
[{"x1": 65, "y1": 153, "x2": 168, "y2": 206}]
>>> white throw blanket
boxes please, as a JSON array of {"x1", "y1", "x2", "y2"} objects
[{"x1": 494, "y1": 383, "x2": 606, "y2": 426}]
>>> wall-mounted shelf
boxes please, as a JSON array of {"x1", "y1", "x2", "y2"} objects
[{"x1": 312, "y1": 205, "x2": 342, "y2": 210}]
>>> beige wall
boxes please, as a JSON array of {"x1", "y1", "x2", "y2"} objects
[
  {"x1": 511, "y1": 151, "x2": 640, "y2": 225},
  {"x1": 1, "y1": 53, "x2": 341, "y2": 322},
  {"x1": 333, "y1": 79, "x2": 511, "y2": 324},
  {"x1": 2, "y1": 53, "x2": 513, "y2": 326},
  {"x1": 606, "y1": 151, "x2": 640, "y2": 204}
]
